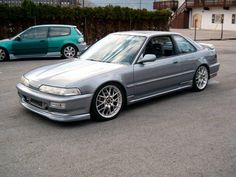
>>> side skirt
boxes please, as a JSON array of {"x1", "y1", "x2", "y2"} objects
[{"x1": 128, "y1": 85, "x2": 192, "y2": 105}]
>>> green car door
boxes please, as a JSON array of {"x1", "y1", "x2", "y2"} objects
[
  {"x1": 12, "y1": 27, "x2": 48, "y2": 56},
  {"x1": 47, "y1": 26, "x2": 71, "y2": 53}
]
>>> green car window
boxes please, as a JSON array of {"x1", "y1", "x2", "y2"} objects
[
  {"x1": 49, "y1": 27, "x2": 70, "y2": 37},
  {"x1": 21, "y1": 27, "x2": 48, "y2": 39}
]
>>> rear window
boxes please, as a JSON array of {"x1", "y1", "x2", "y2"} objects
[
  {"x1": 173, "y1": 35, "x2": 196, "y2": 54},
  {"x1": 49, "y1": 27, "x2": 70, "y2": 37}
]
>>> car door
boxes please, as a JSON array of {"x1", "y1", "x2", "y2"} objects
[
  {"x1": 47, "y1": 26, "x2": 71, "y2": 53},
  {"x1": 172, "y1": 35, "x2": 199, "y2": 82},
  {"x1": 133, "y1": 35, "x2": 186, "y2": 99},
  {"x1": 12, "y1": 27, "x2": 48, "y2": 56}
]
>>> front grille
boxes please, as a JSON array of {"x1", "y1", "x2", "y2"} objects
[{"x1": 23, "y1": 95, "x2": 48, "y2": 110}]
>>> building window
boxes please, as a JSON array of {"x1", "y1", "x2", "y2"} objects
[
  {"x1": 232, "y1": 14, "x2": 236, "y2": 24},
  {"x1": 212, "y1": 14, "x2": 224, "y2": 24}
]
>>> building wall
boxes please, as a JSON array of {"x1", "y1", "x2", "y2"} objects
[
  {"x1": 190, "y1": 7, "x2": 236, "y2": 31},
  {"x1": 178, "y1": 0, "x2": 185, "y2": 7}
]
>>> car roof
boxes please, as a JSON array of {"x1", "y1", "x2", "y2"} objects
[
  {"x1": 31, "y1": 24, "x2": 77, "y2": 28},
  {"x1": 113, "y1": 31, "x2": 181, "y2": 37}
]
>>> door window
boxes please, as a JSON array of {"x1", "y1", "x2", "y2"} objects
[
  {"x1": 21, "y1": 27, "x2": 48, "y2": 39},
  {"x1": 49, "y1": 27, "x2": 70, "y2": 37},
  {"x1": 173, "y1": 35, "x2": 196, "y2": 54},
  {"x1": 143, "y1": 36, "x2": 175, "y2": 59}
]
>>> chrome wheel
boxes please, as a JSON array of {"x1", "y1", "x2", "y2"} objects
[
  {"x1": 0, "y1": 48, "x2": 6, "y2": 61},
  {"x1": 195, "y1": 66, "x2": 208, "y2": 90},
  {"x1": 63, "y1": 46, "x2": 76, "y2": 58},
  {"x1": 95, "y1": 85, "x2": 123, "y2": 119}
]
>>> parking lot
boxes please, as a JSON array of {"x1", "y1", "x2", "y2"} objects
[{"x1": 0, "y1": 40, "x2": 236, "y2": 177}]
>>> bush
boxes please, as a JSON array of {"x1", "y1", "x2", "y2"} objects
[{"x1": 0, "y1": 0, "x2": 171, "y2": 44}]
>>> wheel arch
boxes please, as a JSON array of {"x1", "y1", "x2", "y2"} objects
[
  {"x1": 60, "y1": 43, "x2": 79, "y2": 53},
  {"x1": 92, "y1": 80, "x2": 128, "y2": 106}
]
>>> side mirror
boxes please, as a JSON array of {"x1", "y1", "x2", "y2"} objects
[
  {"x1": 15, "y1": 36, "x2": 21, "y2": 41},
  {"x1": 138, "y1": 54, "x2": 156, "y2": 64}
]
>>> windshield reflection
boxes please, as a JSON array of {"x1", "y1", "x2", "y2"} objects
[{"x1": 79, "y1": 34, "x2": 146, "y2": 64}]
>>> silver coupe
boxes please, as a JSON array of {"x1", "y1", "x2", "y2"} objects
[{"x1": 16, "y1": 31, "x2": 220, "y2": 122}]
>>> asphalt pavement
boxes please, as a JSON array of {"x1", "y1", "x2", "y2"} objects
[{"x1": 0, "y1": 40, "x2": 236, "y2": 177}]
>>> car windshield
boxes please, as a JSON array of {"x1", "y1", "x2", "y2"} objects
[{"x1": 79, "y1": 34, "x2": 146, "y2": 64}]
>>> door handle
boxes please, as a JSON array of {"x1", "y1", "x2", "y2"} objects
[{"x1": 173, "y1": 61, "x2": 178, "y2": 64}]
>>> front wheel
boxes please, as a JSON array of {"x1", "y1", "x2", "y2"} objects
[
  {"x1": 91, "y1": 84, "x2": 124, "y2": 121},
  {"x1": 193, "y1": 65, "x2": 209, "y2": 91},
  {"x1": 0, "y1": 48, "x2": 9, "y2": 61},
  {"x1": 61, "y1": 45, "x2": 77, "y2": 59}
]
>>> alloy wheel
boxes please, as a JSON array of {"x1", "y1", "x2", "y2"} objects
[
  {"x1": 0, "y1": 48, "x2": 6, "y2": 61},
  {"x1": 95, "y1": 85, "x2": 123, "y2": 119},
  {"x1": 63, "y1": 46, "x2": 76, "y2": 58},
  {"x1": 195, "y1": 66, "x2": 208, "y2": 90}
]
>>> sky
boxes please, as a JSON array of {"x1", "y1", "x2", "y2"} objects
[{"x1": 82, "y1": 0, "x2": 155, "y2": 10}]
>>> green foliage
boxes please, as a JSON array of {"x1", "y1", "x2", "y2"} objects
[{"x1": 0, "y1": 0, "x2": 171, "y2": 43}]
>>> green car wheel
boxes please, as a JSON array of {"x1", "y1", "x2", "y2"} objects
[
  {"x1": 0, "y1": 48, "x2": 9, "y2": 61},
  {"x1": 61, "y1": 45, "x2": 78, "y2": 59}
]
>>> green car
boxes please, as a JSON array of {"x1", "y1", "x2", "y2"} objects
[{"x1": 0, "y1": 24, "x2": 86, "y2": 61}]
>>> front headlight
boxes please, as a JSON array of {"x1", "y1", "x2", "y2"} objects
[
  {"x1": 39, "y1": 85, "x2": 81, "y2": 96},
  {"x1": 21, "y1": 76, "x2": 30, "y2": 87}
]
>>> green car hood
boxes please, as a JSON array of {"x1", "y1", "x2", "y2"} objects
[{"x1": 0, "y1": 38, "x2": 12, "y2": 49}]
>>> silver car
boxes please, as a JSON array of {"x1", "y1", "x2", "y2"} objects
[{"x1": 16, "y1": 31, "x2": 220, "y2": 122}]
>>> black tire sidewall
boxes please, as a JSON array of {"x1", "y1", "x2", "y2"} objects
[{"x1": 91, "y1": 83, "x2": 125, "y2": 121}]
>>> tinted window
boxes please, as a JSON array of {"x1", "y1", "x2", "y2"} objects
[
  {"x1": 49, "y1": 27, "x2": 70, "y2": 37},
  {"x1": 144, "y1": 36, "x2": 175, "y2": 58},
  {"x1": 21, "y1": 27, "x2": 48, "y2": 39},
  {"x1": 173, "y1": 35, "x2": 196, "y2": 54}
]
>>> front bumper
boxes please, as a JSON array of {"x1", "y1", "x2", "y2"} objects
[{"x1": 17, "y1": 83, "x2": 92, "y2": 122}]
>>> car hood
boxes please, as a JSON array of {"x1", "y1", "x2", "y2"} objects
[
  {"x1": 25, "y1": 59, "x2": 125, "y2": 88},
  {"x1": 0, "y1": 38, "x2": 12, "y2": 46},
  {"x1": 0, "y1": 39, "x2": 11, "y2": 42}
]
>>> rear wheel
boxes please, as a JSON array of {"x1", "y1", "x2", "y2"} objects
[
  {"x1": 91, "y1": 84, "x2": 124, "y2": 121},
  {"x1": 0, "y1": 48, "x2": 9, "y2": 61},
  {"x1": 61, "y1": 45, "x2": 77, "y2": 59},
  {"x1": 193, "y1": 65, "x2": 209, "y2": 91}
]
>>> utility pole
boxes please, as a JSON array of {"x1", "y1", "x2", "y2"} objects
[
  {"x1": 139, "y1": 0, "x2": 141, "y2": 9},
  {"x1": 194, "y1": 19, "x2": 197, "y2": 41},
  {"x1": 221, "y1": 15, "x2": 224, "y2": 40},
  {"x1": 81, "y1": 0, "x2": 84, "y2": 8}
]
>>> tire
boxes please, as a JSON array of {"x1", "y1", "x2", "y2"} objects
[
  {"x1": 91, "y1": 84, "x2": 125, "y2": 121},
  {"x1": 193, "y1": 65, "x2": 209, "y2": 91},
  {"x1": 0, "y1": 48, "x2": 9, "y2": 61},
  {"x1": 61, "y1": 45, "x2": 78, "y2": 59}
]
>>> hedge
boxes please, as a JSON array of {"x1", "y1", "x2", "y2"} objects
[{"x1": 0, "y1": 0, "x2": 171, "y2": 44}]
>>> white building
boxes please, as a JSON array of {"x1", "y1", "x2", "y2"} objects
[{"x1": 153, "y1": 0, "x2": 236, "y2": 31}]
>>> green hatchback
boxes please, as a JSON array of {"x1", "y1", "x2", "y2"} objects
[{"x1": 0, "y1": 24, "x2": 86, "y2": 61}]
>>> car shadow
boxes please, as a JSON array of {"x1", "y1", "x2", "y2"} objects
[
  {"x1": 24, "y1": 88, "x2": 193, "y2": 128},
  {"x1": 6, "y1": 57, "x2": 65, "y2": 62}
]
